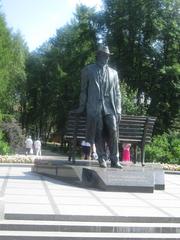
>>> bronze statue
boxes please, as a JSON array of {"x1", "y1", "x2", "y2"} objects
[{"x1": 75, "y1": 45, "x2": 122, "y2": 168}]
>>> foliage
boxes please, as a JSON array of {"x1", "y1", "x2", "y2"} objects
[
  {"x1": 22, "y1": 5, "x2": 98, "y2": 140},
  {"x1": 22, "y1": 3, "x2": 150, "y2": 139},
  {"x1": 0, "y1": 12, "x2": 27, "y2": 115},
  {"x1": 0, "y1": 155, "x2": 34, "y2": 163},
  {"x1": 1, "y1": 0, "x2": 179, "y2": 145},
  {"x1": 0, "y1": 131, "x2": 10, "y2": 155},
  {"x1": 121, "y1": 81, "x2": 151, "y2": 115},
  {"x1": 121, "y1": 81, "x2": 138, "y2": 115},
  {"x1": 0, "y1": 115, "x2": 25, "y2": 153},
  {"x1": 145, "y1": 131, "x2": 180, "y2": 164},
  {"x1": 0, "y1": 6, "x2": 28, "y2": 159},
  {"x1": 102, "y1": 0, "x2": 180, "y2": 133},
  {"x1": 0, "y1": 111, "x2": 10, "y2": 154}
]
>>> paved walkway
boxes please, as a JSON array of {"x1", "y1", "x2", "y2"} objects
[{"x1": 0, "y1": 150, "x2": 180, "y2": 218}]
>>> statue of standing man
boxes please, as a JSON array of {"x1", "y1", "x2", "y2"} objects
[{"x1": 75, "y1": 45, "x2": 123, "y2": 168}]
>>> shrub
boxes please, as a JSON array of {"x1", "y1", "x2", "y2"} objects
[
  {"x1": 0, "y1": 114, "x2": 25, "y2": 154},
  {"x1": 145, "y1": 131, "x2": 180, "y2": 164},
  {"x1": 0, "y1": 131, "x2": 10, "y2": 155},
  {"x1": 169, "y1": 132, "x2": 180, "y2": 163},
  {"x1": 0, "y1": 117, "x2": 25, "y2": 153}
]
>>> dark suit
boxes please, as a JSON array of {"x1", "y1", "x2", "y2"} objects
[{"x1": 78, "y1": 62, "x2": 121, "y2": 164}]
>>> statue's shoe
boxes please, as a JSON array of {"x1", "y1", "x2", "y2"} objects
[
  {"x1": 99, "y1": 160, "x2": 107, "y2": 168},
  {"x1": 111, "y1": 162, "x2": 123, "y2": 169}
]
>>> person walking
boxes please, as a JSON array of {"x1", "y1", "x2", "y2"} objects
[
  {"x1": 25, "y1": 136, "x2": 33, "y2": 155},
  {"x1": 74, "y1": 44, "x2": 122, "y2": 168},
  {"x1": 34, "y1": 138, "x2": 42, "y2": 156}
]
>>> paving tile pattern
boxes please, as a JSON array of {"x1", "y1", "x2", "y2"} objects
[{"x1": 0, "y1": 154, "x2": 180, "y2": 218}]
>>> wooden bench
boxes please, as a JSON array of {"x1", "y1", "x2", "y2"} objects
[{"x1": 64, "y1": 113, "x2": 156, "y2": 166}]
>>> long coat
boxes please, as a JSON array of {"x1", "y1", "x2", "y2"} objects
[{"x1": 78, "y1": 63, "x2": 121, "y2": 143}]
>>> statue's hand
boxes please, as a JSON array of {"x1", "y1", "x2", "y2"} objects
[{"x1": 117, "y1": 114, "x2": 121, "y2": 123}]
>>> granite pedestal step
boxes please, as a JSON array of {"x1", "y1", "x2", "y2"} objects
[
  {"x1": 32, "y1": 159, "x2": 165, "y2": 193},
  {"x1": 5, "y1": 214, "x2": 180, "y2": 223},
  {"x1": 0, "y1": 231, "x2": 180, "y2": 239},
  {"x1": 1, "y1": 219, "x2": 180, "y2": 233},
  {"x1": 1, "y1": 214, "x2": 180, "y2": 239}
]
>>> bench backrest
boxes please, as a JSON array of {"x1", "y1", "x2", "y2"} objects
[{"x1": 64, "y1": 113, "x2": 156, "y2": 145}]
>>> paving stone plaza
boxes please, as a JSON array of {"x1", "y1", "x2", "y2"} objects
[{"x1": 0, "y1": 150, "x2": 180, "y2": 239}]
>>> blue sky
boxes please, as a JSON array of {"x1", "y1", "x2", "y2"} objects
[{"x1": 1, "y1": 0, "x2": 102, "y2": 51}]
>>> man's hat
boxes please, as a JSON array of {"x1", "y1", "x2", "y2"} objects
[{"x1": 97, "y1": 45, "x2": 112, "y2": 55}]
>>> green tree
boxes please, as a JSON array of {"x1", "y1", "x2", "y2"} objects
[
  {"x1": 23, "y1": 4, "x2": 99, "y2": 140},
  {"x1": 0, "y1": 11, "x2": 27, "y2": 116},
  {"x1": 102, "y1": 0, "x2": 180, "y2": 133},
  {"x1": 0, "y1": 12, "x2": 12, "y2": 111}
]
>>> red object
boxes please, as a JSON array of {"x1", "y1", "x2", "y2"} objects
[{"x1": 122, "y1": 143, "x2": 131, "y2": 161}]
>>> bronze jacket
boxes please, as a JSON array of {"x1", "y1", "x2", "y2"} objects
[
  {"x1": 79, "y1": 63, "x2": 121, "y2": 115},
  {"x1": 78, "y1": 63, "x2": 121, "y2": 143}
]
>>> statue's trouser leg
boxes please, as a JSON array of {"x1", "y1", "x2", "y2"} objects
[
  {"x1": 104, "y1": 114, "x2": 119, "y2": 164},
  {"x1": 95, "y1": 114, "x2": 106, "y2": 162}
]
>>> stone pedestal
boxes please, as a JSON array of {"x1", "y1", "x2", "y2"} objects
[{"x1": 32, "y1": 160, "x2": 165, "y2": 193}]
